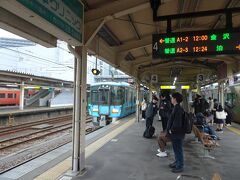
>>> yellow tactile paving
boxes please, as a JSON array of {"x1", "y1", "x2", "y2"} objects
[
  {"x1": 226, "y1": 126, "x2": 240, "y2": 136},
  {"x1": 34, "y1": 118, "x2": 135, "y2": 180}
]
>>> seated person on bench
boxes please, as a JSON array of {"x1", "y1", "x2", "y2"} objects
[{"x1": 194, "y1": 113, "x2": 220, "y2": 140}]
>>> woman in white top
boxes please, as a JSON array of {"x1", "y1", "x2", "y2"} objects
[{"x1": 215, "y1": 104, "x2": 227, "y2": 132}]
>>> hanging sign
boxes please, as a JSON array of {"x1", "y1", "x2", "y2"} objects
[{"x1": 151, "y1": 74, "x2": 158, "y2": 83}]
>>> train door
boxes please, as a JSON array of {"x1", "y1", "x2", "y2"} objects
[
  {"x1": 120, "y1": 87, "x2": 125, "y2": 115},
  {"x1": 123, "y1": 88, "x2": 128, "y2": 115},
  {"x1": 98, "y1": 86, "x2": 110, "y2": 115},
  {"x1": 130, "y1": 89, "x2": 133, "y2": 112},
  {"x1": 124, "y1": 87, "x2": 128, "y2": 110}
]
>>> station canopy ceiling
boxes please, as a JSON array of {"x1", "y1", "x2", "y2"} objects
[
  {"x1": 1, "y1": 0, "x2": 240, "y2": 87},
  {"x1": 82, "y1": 0, "x2": 240, "y2": 87}
]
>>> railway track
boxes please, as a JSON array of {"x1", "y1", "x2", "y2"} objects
[
  {"x1": 0, "y1": 122, "x2": 72, "y2": 151},
  {"x1": 0, "y1": 115, "x2": 72, "y2": 134},
  {"x1": 0, "y1": 115, "x2": 98, "y2": 174},
  {"x1": 0, "y1": 115, "x2": 92, "y2": 152},
  {"x1": 0, "y1": 126, "x2": 100, "y2": 174},
  {"x1": 0, "y1": 114, "x2": 91, "y2": 136}
]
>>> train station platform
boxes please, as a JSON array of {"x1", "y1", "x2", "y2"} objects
[
  {"x1": 0, "y1": 106, "x2": 73, "y2": 126},
  {"x1": 35, "y1": 116, "x2": 240, "y2": 180},
  {"x1": 0, "y1": 106, "x2": 72, "y2": 116}
]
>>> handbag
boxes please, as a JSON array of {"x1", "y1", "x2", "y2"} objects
[{"x1": 216, "y1": 111, "x2": 227, "y2": 119}]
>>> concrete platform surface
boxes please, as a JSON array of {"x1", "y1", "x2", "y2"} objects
[
  {"x1": 0, "y1": 106, "x2": 72, "y2": 116},
  {"x1": 71, "y1": 119, "x2": 240, "y2": 180},
  {"x1": 0, "y1": 115, "x2": 135, "y2": 180}
]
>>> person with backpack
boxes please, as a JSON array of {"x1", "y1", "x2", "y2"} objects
[
  {"x1": 155, "y1": 94, "x2": 172, "y2": 158},
  {"x1": 159, "y1": 94, "x2": 171, "y2": 131},
  {"x1": 167, "y1": 92, "x2": 185, "y2": 173},
  {"x1": 143, "y1": 96, "x2": 158, "y2": 138}
]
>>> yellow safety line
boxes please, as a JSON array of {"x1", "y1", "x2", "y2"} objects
[
  {"x1": 34, "y1": 118, "x2": 135, "y2": 180},
  {"x1": 226, "y1": 126, "x2": 240, "y2": 136}
]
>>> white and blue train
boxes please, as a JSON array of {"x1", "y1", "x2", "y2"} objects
[{"x1": 88, "y1": 82, "x2": 136, "y2": 125}]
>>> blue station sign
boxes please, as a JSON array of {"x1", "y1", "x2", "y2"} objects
[{"x1": 17, "y1": 0, "x2": 84, "y2": 45}]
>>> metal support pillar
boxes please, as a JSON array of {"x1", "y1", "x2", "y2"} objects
[
  {"x1": 79, "y1": 46, "x2": 87, "y2": 173},
  {"x1": 136, "y1": 83, "x2": 140, "y2": 122},
  {"x1": 219, "y1": 82, "x2": 224, "y2": 108},
  {"x1": 71, "y1": 46, "x2": 87, "y2": 175},
  {"x1": 19, "y1": 82, "x2": 24, "y2": 110}
]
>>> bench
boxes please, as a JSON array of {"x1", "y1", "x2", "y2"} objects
[
  {"x1": 192, "y1": 124, "x2": 219, "y2": 159},
  {"x1": 212, "y1": 173, "x2": 221, "y2": 180}
]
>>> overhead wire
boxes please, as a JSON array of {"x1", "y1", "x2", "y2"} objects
[
  {"x1": 0, "y1": 45, "x2": 74, "y2": 69},
  {"x1": 0, "y1": 45, "x2": 120, "y2": 76}
]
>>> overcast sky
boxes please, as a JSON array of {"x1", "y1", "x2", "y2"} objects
[{"x1": 0, "y1": 28, "x2": 25, "y2": 39}]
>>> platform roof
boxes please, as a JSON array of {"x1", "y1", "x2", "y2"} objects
[
  {"x1": 0, "y1": 70, "x2": 73, "y2": 88},
  {"x1": 82, "y1": 0, "x2": 240, "y2": 87},
  {"x1": 1, "y1": 0, "x2": 240, "y2": 88}
]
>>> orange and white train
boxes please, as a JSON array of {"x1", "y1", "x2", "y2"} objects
[{"x1": 0, "y1": 89, "x2": 20, "y2": 106}]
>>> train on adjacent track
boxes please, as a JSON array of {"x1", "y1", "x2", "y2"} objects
[
  {"x1": 202, "y1": 82, "x2": 240, "y2": 123},
  {"x1": 88, "y1": 82, "x2": 137, "y2": 124},
  {"x1": 0, "y1": 89, "x2": 37, "y2": 106},
  {"x1": 0, "y1": 89, "x2": 20, "y2": 106}
]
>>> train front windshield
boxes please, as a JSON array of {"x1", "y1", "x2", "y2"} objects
[
  {"x1": 91, "y1": 85, "x2": 110, "y2": 105},
  {"x1": 90, "y1": 85, "x2": 124, "y2": 106}
]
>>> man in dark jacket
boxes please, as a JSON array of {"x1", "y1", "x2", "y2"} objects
[
  {"x1": 159, "y1": 94, "x2": 171, "y2": 131},
  {"x1": 145, "y1": 96, "x2": 158, "y2": 128},
  {"x1": 192, "y1": 94, "x2": 209, "y2": 114},
  {"x1": 167, "y1": 92, "x2": 185, "y2": 173}
]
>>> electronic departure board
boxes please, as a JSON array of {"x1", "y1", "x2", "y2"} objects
[{"x1": 152, "y1": 29, "x2": 240, "y2": 59}]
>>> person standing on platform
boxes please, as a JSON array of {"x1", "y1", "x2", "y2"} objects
[
  {"x1": 215, "y1": 104, "x2": 227, "y2": 132},
  {"x1": 206, "y1": 97, "x2": 214, "y2": 125},
  {"x1": 167, "y1": 92, "x2": 185, "y2": 173},
  {"x1": 212, "y1": 99, "x2": 219, "y2": 123},
  {"x1": 159, "y1": 94, "x2": 171, "y2": 132},
  {"x1": 141, "y1": 99, "x2": 147, "y2": 121},
  {"x1": 156, "y1": 94, "x2": 172, "y2": 157},
  {"x1": 208, "y1": 97, "x2": 214, "y2": 111},
  {"x1": 145, "y1": 96, "x2": 158, "y2": 128},
  {"x1": 224, "y1": 101, "x2": 232, "y2": 126},
  {"x1": 192, "y1": 94, "x2": 209, "y2": 114}
]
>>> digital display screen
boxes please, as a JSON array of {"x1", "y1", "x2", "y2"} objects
[{"x1": 152, "y1": 29, "x2": 240, "y2": 58}]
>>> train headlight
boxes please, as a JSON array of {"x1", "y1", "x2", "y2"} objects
[
  {"x1": 112, "y1": 109, "x2": 119, "y2": 113},
  {"x1": 92, "y1": 108, "x2": 99, "y2": 112}
]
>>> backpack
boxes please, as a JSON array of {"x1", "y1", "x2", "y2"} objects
[
  {"x1": 182, "y1": 111, "x2": 193, "y2": 134},
  {"x1": 143, "y1": 126, "x2": 155, "y2": 138}
]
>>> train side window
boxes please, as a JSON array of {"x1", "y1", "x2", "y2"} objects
[
  {"x1": 111, "y1": 86, "x2": 124, "y2": 105},
  {"x1": 14, "y1": 94, "x2": 17, "y2": 98},
  {"x1": 0, "y1": 93, "x2": 5, "y2": 98},
  {"x1": 8, "y1": 93, "x2": 14, "y2": 98}
]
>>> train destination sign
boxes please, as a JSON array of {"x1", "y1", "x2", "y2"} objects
[{"x1": 152, "y1": 29, "x2": 240, "y2": 58}]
